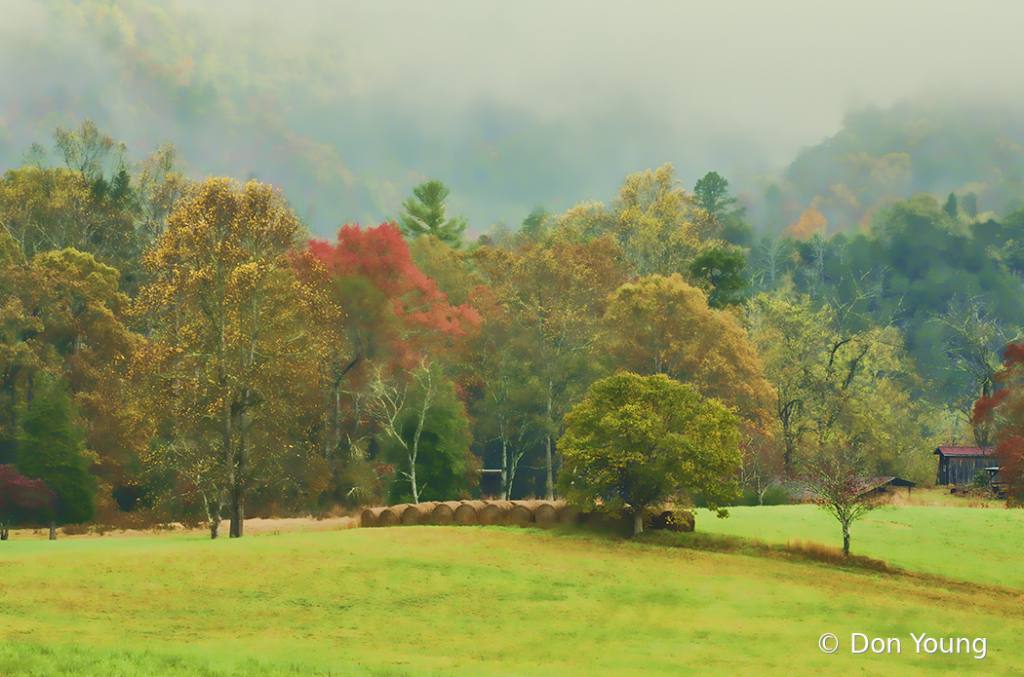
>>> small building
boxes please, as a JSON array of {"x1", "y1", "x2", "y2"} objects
[{"x1": 934, "y1": 446, "x2": 994, "y2": 486}]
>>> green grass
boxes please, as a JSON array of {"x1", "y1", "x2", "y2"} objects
[
  {"x1": 0, "y1": 520, "x2": 1023, "y2": 676},
  {"x1": 693, "y1": 503, "x2": 1024, "y2": 588}
]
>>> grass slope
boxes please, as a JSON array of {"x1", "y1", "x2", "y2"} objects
[
  {"x1": 0, "y1": 522, "x2": 1022, "y2": 676},
  {"x1": 695, "y1": 503, "x2": 1024, "y2": 588}
]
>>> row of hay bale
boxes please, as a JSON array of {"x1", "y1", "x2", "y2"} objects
[
  {"x1": 360, "y1": 499, "x2": 695, "y2": 532},
  {"x1": 360, "y1": 500, "x2": 574, "y2": 528}
]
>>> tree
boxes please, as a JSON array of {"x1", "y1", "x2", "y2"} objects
[
  {"x1": 0, "y1": 464, "x2": 54, "y2": 540},
  {"x1": 973, "y1": 341, "x2": 1024, "y2": 504},
  {"x1": 692, "y1": 171, "x2": 738, "y2": 216},
  {"x1": 15, "y1": 377, "x2": 96, "y2": 537},
  {"x1": 136, "y1": 178, "x2": 308, "y2": 538},
  {"x1": 474, "y1": 235, "x2": 628, "y2": 498},
  {"x1": 555, "y1": 164, "x2": 722, "y2": 278},
  {"x1": 600, "y1": 274, "x2": 774, "y2": 427},
  {"x1": 687, "y1": 247, "x2": 750, "y2": 308},
  {"x1": 398, "y1": 180, "x2": 468, "y2": 248},
  {"x1": 557, "y1": 373, "x2": 741, "y2": 536},
  {"x1": 797, "y1": 442, "x2": 884, "y2": 556},
  {"x1": 943, "y1": 192, "x2": 959, "y2": 220},
  {"x1": 373, "y1": 362, "x2": 476, "y2": 503},
  {"x1": 293, "y1": 222, "x2": 478, "y2": 488}
]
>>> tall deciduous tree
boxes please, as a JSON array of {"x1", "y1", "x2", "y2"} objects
[
  {"x1": 973, "y1": 341, "x2": 1024, "y2": 503},
  {"x1": 136, "y1": 178, "x2": 307, "y2": 538},
  {"x1": 474, "y1": 235, "x2": 627, "y2": 498},
  {"x1": 557, "y1": 373, "x2": 741, "y2": 536},
  {"x1": 599, "y1": 274, "x2": 774, "y2": 428},
  {"x1": 398, "y1": 180, "x2": 468, "y2": 248}
]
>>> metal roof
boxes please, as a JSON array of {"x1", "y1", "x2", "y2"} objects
[{"x1": 934, "y1": 446, "x2": 994, "y2": 457}]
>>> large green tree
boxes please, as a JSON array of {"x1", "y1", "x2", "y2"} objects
[
  {"x1": 15, "y1": 377, "x2": 96, "y2": 535},
  {"x1": 557, "y1": 373, "x2": 741, "y2": 536}
]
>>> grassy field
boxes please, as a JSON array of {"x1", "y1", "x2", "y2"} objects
[
  {"x1": 0, "y1": 508, "x2": 1023, "y2": 677},
  {"x1": 695, "y1": 499, "x2": 1024, "y2": 588}
]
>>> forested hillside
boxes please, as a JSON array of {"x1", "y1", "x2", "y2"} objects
[
  {"x1": 2, "y1": 2, "x2": 1024, "y2": 537},
  {"x1": 3, "y1": 107, "x2": 1023, "y2": 539}
]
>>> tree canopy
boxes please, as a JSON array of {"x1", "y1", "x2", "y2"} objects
[{"x1": 557, "y1": 373, "x2": 741, "y2": 536}]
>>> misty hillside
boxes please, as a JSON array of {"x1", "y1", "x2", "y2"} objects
[{"x1": 3, "y1": 1, "x2": 1024, "y2": 239}]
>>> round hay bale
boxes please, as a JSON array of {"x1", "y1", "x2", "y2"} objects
[
  {"x1": 377, "y1": 504, "x2": 409, "y2": 528},
  {"x1": 400, "y1": 502, "x2": 437, "y2": 526},
  {"x1": 429, "y1": 501, "x2": 461, "y2": 526},
  {"x1": 651, "y1": 508, "x2": 695, "y2": 532},
  {"x1": 534, "y1": 500, "x2": 565, "y2": 528},
  {"x1": 479, "y1": 500, "x2": 514, "y2": 525},
  {"x1": 508, "y1": 500, "x2": 542, "y2": 527},
  {"x1": 359, "y1": 506, "x2": 388, "y2": 528},
  {"x1": 453, "y1": 500, "x2": 487, "y2": 526},
  {"x1": 556, "y1": 503, "x2": 577, "y2": 525}
]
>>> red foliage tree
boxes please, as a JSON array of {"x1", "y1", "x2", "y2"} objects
[
  {"x1": 0, "y1": 464, "x2": 55, "y2": 539},
  {"x1": 292, "y1": 222, "x2": 479, "y2": 473},
  {"x1": 973, "y1": 341, "x2": 1024, "y2": 503}
]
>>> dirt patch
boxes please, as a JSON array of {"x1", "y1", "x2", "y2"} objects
[{"x1": 4, "y1": 516, "x2": 359, "y2": 540}]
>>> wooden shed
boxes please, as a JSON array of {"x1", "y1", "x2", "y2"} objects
[{"x1": 934, "y1": 446, "x2": 994, "y2": 486}]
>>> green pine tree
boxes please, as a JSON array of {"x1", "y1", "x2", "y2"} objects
[{"x1": 398, "y1": 180, "x2": 468, "y2": 248}]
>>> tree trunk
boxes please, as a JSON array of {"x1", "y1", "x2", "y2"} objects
[
  {"x1": 229, "y1": 495, "x2": 243, "y2": 538},
  {"x1": 1, "y1": 527, "x2": 8, "y2": 540},
  {"x1": 544, "y1": 383, "x2": 554, "y2": 500},
  {"x1": 633, "y1": 509, "x2": 644, "y2": 537},
  {"x1": 842, "y1": 522, "x2": 851, "y2": 557},
  {"x1": 49, "y1": 520, "x2": 56, "y2": 540},
  {"x1": 210, "y1": 519, "x2": 220, "y2": 539}
]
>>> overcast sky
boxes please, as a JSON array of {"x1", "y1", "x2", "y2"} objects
[{"x1": 5, "y1": 0, "x2": 1024, "y2": 231}]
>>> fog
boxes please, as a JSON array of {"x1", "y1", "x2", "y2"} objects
[{"x1": 3, "y1": 0, "x2": 1024, "y2": 235}]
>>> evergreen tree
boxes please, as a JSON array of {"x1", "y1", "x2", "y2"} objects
[
  {"x1": 398, "y1": 180, "x2": 468, "y2": 248},
  {"x1": 15, "y1": 377, "x2": 96, "y2": 528}
]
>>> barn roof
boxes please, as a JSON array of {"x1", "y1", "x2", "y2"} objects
[{"x1": 934, "y1": 446, "x2": 994, "y2": 457}]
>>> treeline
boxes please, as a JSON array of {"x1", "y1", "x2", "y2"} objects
[{"x1": 1, "y1": 121, "x2": 1020, "y2": 538}]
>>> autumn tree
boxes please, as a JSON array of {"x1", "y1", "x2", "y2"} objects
[
  {"x1": 973, "y1": 341, "x2": 1024, "y2": 503},
  {"x1": 748, "y1": 292, "x2": 928, "y2": 478},
  {"x1": 0, "y1": 465, "x2": 54, "y2": 540},
  {"x1": 136, "y1": 178, "x2": 308, "y2": 538},
  {"x1": 557, "y1": 373, "x2": 741, "y2": 536},
  {"x1": 293, "y1": 222, "x2": 478, "y2": 503},
  {"x1": 797, "y1": 442, "x2": 885, "y2": 556},
  {"x1": 399, "y1": 179, "x2": 468, "y2": 248},
  {"x1": 474, "y1": 235, "x2": 628, "y2": 498},
  {"x1": 556, "y1": 164, "x2": 721, "y2": 278},
  {"x1": 599, "y1": 274, "x2": 773, "y2": 428}
]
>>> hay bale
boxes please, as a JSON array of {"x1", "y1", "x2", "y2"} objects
[
  {"x1": 508, "y1": 500, "x2": 542, "y2": 527},
  {"x1": 400, "y1": 502, "x2": 437, "y2": 526},
  {"x1": 359, "y1": 506, "x2": 389, "y2": 528},
  {"x1": 479, "y1": 500, "x2": 514, "y2": 525},
  {"x1": 376, "y1": 504, "x2": 409, "y2": 528},
  {"x1": 534, "y1": 500, "x2": 566, "y2": 528},
  {"x1": 454, "y1": 500, "x2": 487, "y2": 525},
  {"x1": 429, "y1": 501, "x2": 461, "y2": 526},
  {"x1": 556, "y1": 503, "x2": 577, "y2": 525}
]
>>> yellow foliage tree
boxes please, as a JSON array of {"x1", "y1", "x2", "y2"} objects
[
  {"x1": 135, "y1": 178, "x2": 309, "y2": 538},
  {"x1": 599, "y1": 274, "x2": 774, "y2": 427}
]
